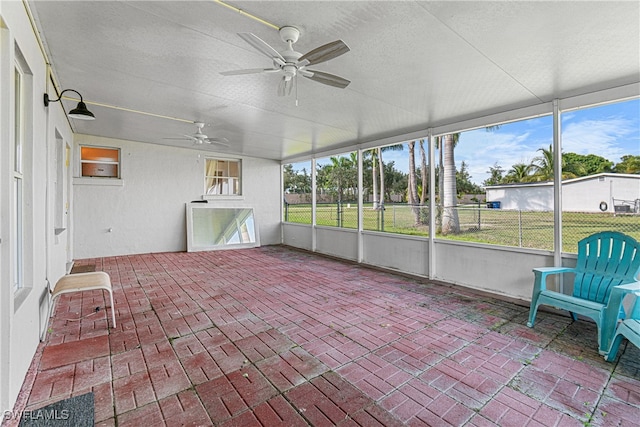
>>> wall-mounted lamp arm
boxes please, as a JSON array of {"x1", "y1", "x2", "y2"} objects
[{"x1": 43, "y1": 89, "x2": 96, "y2": 120}]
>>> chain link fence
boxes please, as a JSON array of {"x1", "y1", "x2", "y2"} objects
[
  {"x1": 452, "y1": 205, "x2": 640, "y2": 252},
  {"x1": 284, "y1": 202, "x2": 640, "y2": 253},
  {"x1": 283, "y1": 202, "x2": 312, "y2": 224}
]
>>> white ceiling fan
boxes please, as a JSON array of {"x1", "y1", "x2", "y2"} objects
[
  {"x1": 221, "y1": 26, "x2": 350, "y2": 96},
  {"x1": 165, "y1": 122, "x2": 229, "y2": 146}
]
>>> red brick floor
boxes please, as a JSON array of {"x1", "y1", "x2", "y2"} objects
[{"x1": 5, "y1": 246, "x2": 640, "y2": 426}]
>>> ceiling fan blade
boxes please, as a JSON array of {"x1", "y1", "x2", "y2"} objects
[
  {"x1": 220, "y1": 68, "x2": 277, "y2": 76},
  {"x1": 206, "y1": 138, "x2": 230, "y2": 147},
  {"x1": 304, "y1": 70, "x2": 350, "y2": 89},
  {"x1": 299, "y1": 40, "x2": 350, "y2": 66},
  {"x1": 238, "y1": 33, "x2": 285, "y2": 62}
]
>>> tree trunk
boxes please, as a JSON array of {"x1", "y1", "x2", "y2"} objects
[
  {"x1": 371, "y1": 150, "x2": 379, "y2": 210},
  {"x1": 377, "y1": 147, "x2": 385, "y2": 209},
  {"x1": 419, "y1": 140, "x2": 428, "y2": 204},
  {"x1": 407, "y1": 141, "x2": 420, "y2": 224},
  {"x1": 419, "y1": 140, "x2": 428, "y2": 224},
  {"x1": 442, "y1": 134, "x2": 460, "y2": 234}
]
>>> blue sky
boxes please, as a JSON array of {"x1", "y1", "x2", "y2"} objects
[
  {"x1": 382, "y1": 98, "x2": 639, "y2": 185},
  {"x1": 293, "y1": 98, "x2": 640, "y2": 186}
]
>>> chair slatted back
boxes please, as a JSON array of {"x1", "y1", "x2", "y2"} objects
[{"x1": 573, "y1": 232, "x2": 640, "y2": 304}]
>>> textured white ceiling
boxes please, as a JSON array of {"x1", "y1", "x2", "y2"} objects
[{"x1": 29, "y1": 1, "x2": 640, "y2": 161}]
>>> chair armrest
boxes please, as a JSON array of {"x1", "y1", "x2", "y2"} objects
[
  {"x1": 606, "y1": 281, "x2": 640, "y2": 313},
  {"x1": 532, "y1": 267, "x2": 575, "y2": 292},
  {"x1": 612, "y1": 281, "x2": 640, "y2": 319},
  {"x1": 602, "y1": 281, "x2": 640, "y2": 351},
  {"x1": 612, "y1": 281, "x2": 640, "y2": 292},
  {"x1": 532, "y1": 267, "x2": 574, "y2": 274}
]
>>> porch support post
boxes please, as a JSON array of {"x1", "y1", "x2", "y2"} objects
[
  {"x1": 311, "y1": 157, "x2": 317, "y2": 253},
  {"x1": 428, "y1": 129, "x2": 436, "y2": 279},
  {"x1": 280, "y1": 164, "x2": 284, "y2": 243},
  {"x1": 357, "y1": 148, "x2": 364, "y2": 263},
  {"x1": 553, "y1": 99, "x2": 563, "y2": 279}
]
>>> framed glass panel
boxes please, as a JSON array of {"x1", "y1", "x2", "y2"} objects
[
  {"x1": 315, "y1": 152, "x2": 359, "y2": 229},
  {"x1": 186, "y1": 204, "x2": 258, "y2": 251},
  {"x1": 443, "y1": 115, "x2": 554, "y2": 249},
  {"x1": 560, "y1": 98, "x2": 640, "y2": 253},
  {"x1": 283, "y1": 161, "x2": 312, "y2": 224}
]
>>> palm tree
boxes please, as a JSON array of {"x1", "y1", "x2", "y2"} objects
[
  {"x1": 369, "y1": 149, "x2": 380, "y2": 209},
  {"x1": 531, "y1": 145, "x2": 555, "y2": 181},
  {"x1": 441, "y1": 133, "x2": 460, "y2": 234},
  {"x1": 504, "y1": 163, "x2": 534, "y2": 183},
  {"x1": 531, "y1": 145, "x2": 576, "y2": 181},
  {"x1": 369, "y1": 145, "x2": 404, "y2": 209},
  {"x1": 407, "y1": 141, "x2": 420, "y2": 224},
  {"x1": 418, "y1": 140, "x2": 429, "y2": 225},
  {"x1": 419, "y1": 140, "x2": 428, "y2": 204},
  {"x1": 377, "y1": 144, "x2": 404, "y2": 209}
]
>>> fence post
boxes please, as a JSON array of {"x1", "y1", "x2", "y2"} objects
[
  {"x1": 284, "y1": 201, "x2": 289, "y2": 222},
  {"x1": 380, "y1": 203, "x2": 385, "y2": 231}
]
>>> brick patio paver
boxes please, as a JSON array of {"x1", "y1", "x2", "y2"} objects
[{"x1": 5, "y1": 247, "x2": 640, "y2": 427}]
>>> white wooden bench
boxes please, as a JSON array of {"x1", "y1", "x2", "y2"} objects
[{"x1": 42, "y1": 271, "x2": 115, "y2": 340}]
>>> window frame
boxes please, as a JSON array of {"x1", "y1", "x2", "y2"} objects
[
  {"x1": 203, "y1": 157, "x2": 242, "y2": 197},
  {"x1": 78, "y1": 145, "x2": 121, "y2": 179},
  {"x1": 12, "y1": 61, "x2": 25, "y2": 293}
]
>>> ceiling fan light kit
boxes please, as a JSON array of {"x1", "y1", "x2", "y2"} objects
[{"x1": 221, "y1": 25, "x2": 351, "y2": 96}]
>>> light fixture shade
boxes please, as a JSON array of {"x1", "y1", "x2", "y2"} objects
[
  {"x1": 44, "y1": 89, "x2": 96, "y2": 120},
  {"x1": 68, "y1": 101, "x2": 95, "y2": 120}
]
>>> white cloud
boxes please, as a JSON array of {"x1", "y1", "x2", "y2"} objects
[
  {"x1": 457, "y1": 129, "x2": 549, "y2": 184},
  {"x1": 561, "y1": 118, "x2": 635, "y2": 161}
]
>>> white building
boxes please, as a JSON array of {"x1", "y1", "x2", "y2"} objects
[{"x1": 485, "y1": 173, "x2": 640, "y2": 213}]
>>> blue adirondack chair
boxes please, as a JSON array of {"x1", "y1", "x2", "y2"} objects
[
  {"x1": 527, "y1": 231, "x2": 640, "y2": 354},
  {"x1": 604, "y1": 294, "x2": 640, "y2": 361},
  {"x1": 605, "y1": 319, "x2": 640, "y2": 361}
]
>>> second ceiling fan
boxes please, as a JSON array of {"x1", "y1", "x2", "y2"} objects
[
  {"x1": 165, "y1": 122, "x2": 229, "y2": 146},
  {"x1": 221, "y1": 26, "x2": 350, "y2": 96}
]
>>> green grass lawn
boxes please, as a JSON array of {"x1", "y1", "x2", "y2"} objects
[{"x1": 284, "y1": 203, "x2": 640, "y2": 252}]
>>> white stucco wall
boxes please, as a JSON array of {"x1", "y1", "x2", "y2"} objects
[
  {"x1": 563, "y1": 175, "x2": 640, "y2": 212},
  {"x1": 433, "y1": 241, "x2": 554, "y2": 301},
  {"x1": 362, "y1": 232, "x2": 429, "y2": 277},
  {"x1": 486, "y1": 184, "x2": 553, "y2": 211},
  {"x1": 282, "y1": 224, "x2": 562, "y2": 303},
  {"x1": 72, "y1": 135, "x2": 282, "y2": 258},
  {"x1": 316, "y1": 226, "x2": 359, "y2": 261},
  {"x1": 1, "y1": 2, "x2": 73, "y2": 415},
  {"x1": 282, "y1": 222, "x2": 313, "y2": 251},
  {"x1": 486, "y1": 175, "x2": 640, "y2": 212}
]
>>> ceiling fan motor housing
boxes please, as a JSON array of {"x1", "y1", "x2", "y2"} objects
[{"x1": 279, "y1": 26, "x2": 300, "y2": 44}]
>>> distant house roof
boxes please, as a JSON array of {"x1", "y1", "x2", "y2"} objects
[{"x1": 484, "y1": 173, "x2": 640, "y2": 190}]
